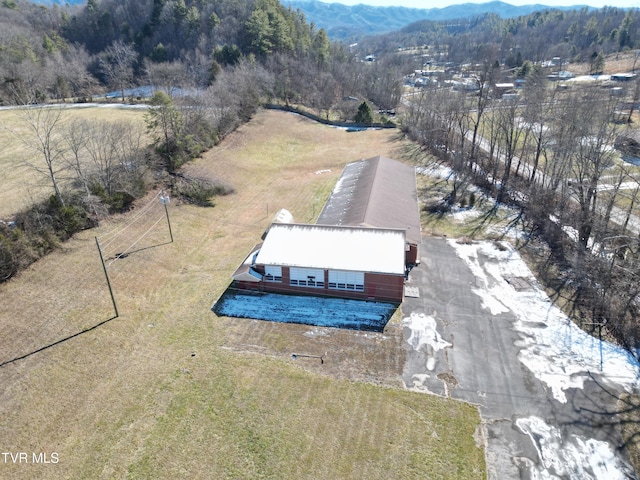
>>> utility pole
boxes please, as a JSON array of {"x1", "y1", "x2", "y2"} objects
[
  {"x1": 160, "y1": 192, "x2": 173, "y2": 243},
  {"x1": 95, "y1": 236, "x2": 119, "y2": 318}
]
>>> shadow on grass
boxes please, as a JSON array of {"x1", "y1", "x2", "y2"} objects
[
  {"x1": 107, "y1": 240, "x2": 173, "y2": 262},
  {"x1": 0, "y1": 314, "x2": 119, "y2": 367},
  {"x1": 0, "y1": 236, "x2": 175, "y2": 367}
]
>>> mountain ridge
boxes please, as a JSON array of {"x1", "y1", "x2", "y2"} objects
[
  {"x1": 28, "y1": 0, "x2": 599, "y2": 40},
  {"x1": 284, "y1": 0, "x2": 594, "y2": 39}
]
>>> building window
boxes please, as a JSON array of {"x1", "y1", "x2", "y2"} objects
[
  {"x1": 328, "y1": 270, "x2": 364, "y2": 292},
  {"x1": 265, "y1": 266, "x2": 282, "y2": 282},
  {"x1": 290, "y1": 267, "x2": 324, "y2": 288}
]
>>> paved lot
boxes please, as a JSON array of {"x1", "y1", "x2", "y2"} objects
[
  {"x1": 402, "y1": 236, "x2": 638, "y2": 479},
  {"x1": 212, "y1": 289, "x2": 397, "y2": 331}
]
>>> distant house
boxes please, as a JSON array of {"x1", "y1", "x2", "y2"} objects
[
  {"x1": 230, "y1": 155, "x2": 421, "y2": 303},
  {"x1": 494, "y1": 83, "x2": 516, "y2": 97}
]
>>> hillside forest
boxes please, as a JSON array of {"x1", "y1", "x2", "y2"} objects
[{"x1": 2, "y1": 0, "x2": 640, "y2": 356}]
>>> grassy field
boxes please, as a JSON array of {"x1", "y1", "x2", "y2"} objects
[
  {"x1": 0, "y1": 109, "x2": 485, "y2": 479},
  {"x1": 0, "y1": 105, "x2": 147, "y2": 219}
]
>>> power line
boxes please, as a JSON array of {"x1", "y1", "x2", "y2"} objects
[
  {"x1": 106, "y1": 214, "x2": 165, "y2": 268},
  {"x1": 99, "y1": 199, "x2": 161, "y2": 251},
  {"x1": 98, "y1": 191, "x2": 162, "y2": 250},
  {"x1": 100, "y1": 201, "x2": 166, "y2": 260}
]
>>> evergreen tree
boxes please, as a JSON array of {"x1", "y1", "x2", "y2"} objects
[{"x1": 355, "y1": 101, "x2": 373, "y2": 124}]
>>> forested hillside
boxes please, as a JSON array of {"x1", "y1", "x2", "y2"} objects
[
  {"x1": 357, "y1": 6, "x2": 639, "y2": 67},
  {"x1": 285, "y1": 0, "x2": 589, "y2": 40},
  {"x1": 2, "y1": 0, "x2": 639, "y2": 110},
  {"x1": 1, "y1": 0, "x2": 332, "y2": 103}
]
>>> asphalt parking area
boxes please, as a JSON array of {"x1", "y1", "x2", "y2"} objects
[
  {"x1": 403, "y1": 236, "x2": 639, "y2": 480},
  {"x1": 212, "y1": 289, "x2": 398, "y2": 332}
]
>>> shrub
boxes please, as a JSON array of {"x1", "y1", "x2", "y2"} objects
[
  {"x1": 1, "y1": 192, "x2": 98, "y2": 284},
  {"x1": 88, "y1": 181, "x2": 136, "y2": 213},
  {"x1": 0, "y1": 232, "x2": 17, "y2": 281},
  {"x1": 172, "y1": 174, "x2": 234, "y2": 207}
]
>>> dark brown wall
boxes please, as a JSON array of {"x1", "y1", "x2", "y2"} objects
[
  {"x1": 406, "y1": 243, "x2": 419, "y2": 265},
  {"x1": 364, "y1": 272, "x2": 404, "y2": 302},
  {"x1": 233, "y1": 267, "x2": 404, "y2": 303}
]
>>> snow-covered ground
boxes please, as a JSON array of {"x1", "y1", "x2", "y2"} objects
[
  {"x1": 403, "y1": 312, "x2": 451, "y2": 374},
  {"x1": 450, "y1": 240, "x2": 640, "y2": 403},
  {"x1": 516, "y1": 416, "x2": 637, "y2": 479},
  {"x1": 444, "y1": 239, "x2": 640, "y2": 479}
]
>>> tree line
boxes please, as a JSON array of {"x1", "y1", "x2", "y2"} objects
[
  {"x1": 0, "y1": 0, "x2": 401, "y2": 114},
  {"x1": 402, "y1": 66, "x2": 640, "y2": 359},
  {"x1": 356, "y1": 7, "x2": 640, "y2": 69}
]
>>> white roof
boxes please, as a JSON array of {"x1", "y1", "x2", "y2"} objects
[
  {"x1": 272, "y1": 208, "x2": 294, "y2": 224},
  {"x1": 255, "y1": 223, "x2": 406, "y2": 275}
]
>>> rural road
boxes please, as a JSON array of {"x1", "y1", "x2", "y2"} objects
[{"x1": 402, "y1": 236, "x2": 638, "y2": 479}]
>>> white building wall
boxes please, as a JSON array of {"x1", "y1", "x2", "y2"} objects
[{"x1": 290, "y1": 267, "x2": 325, "y2": 287}]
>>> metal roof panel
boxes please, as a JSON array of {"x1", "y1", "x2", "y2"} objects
[{"x1": 255, "y1": 223, "x2": 406, "y2": 275}]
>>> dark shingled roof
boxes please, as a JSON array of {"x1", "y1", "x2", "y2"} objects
[{"x1": 316, "y1": 155, "x2": 421, "y2": 245}]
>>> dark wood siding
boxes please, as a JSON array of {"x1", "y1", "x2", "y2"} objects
[
  {"x1": 237, "y1": 269, "x2": 403, "y2": 303},
  {"x1": 406, "y1": 243, "x2": 419, "y2": 265},
  {"x1": 364, "y1": 272, "x2": 404, "y2": 302}
]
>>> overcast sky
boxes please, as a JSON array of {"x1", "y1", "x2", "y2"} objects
[{"x1": 320, "y1": 0, "x2": 640, "y2": 9}]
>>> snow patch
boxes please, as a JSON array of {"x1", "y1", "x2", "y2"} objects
[
  {"x1": 416, "y1": 164, "x2": 454, "y2": 179},
  {"x1": 451, "y1": 207, "x2": 483, "y2": 222},
  {"x1": 410, "y1": 373, "x2": 434, "y2": 392},
  {"x1": 515, "y1": 416, "x2": 635, "y2": 479},
  {"x1": 403, "y1": 312, "x2": 452, "y2": 355},
  {"x1": 450, "y1": 240, "x2": 640, "y2": 404}
]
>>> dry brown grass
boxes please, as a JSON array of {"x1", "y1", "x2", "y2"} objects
[
  {"x1": 0, "y1": 110, "x2": 484, "y2": 479},
  {"x1": 566, "y1": 51, "x2": 640, "y2": 75},
  {"x1": 0, "y1": 106, "x2": 147, "y2": 218}
]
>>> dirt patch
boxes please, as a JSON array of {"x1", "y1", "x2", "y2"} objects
[{"x1": 221, "y1": 312, "x2": 406, "y2": 386}]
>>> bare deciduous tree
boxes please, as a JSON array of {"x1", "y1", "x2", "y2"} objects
[
  {"x1": 62, "y1": 117, "x2": 91, "y2": 196},
  {"x1": 13, "y1": 105, "x2": 67, "y2": 205},
  {"x1": 146, "y1": 60, "x2": 189, "y2": 97},
  {"x1": 100, "y1": 41, "x2": 137, "y2": 102}
]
